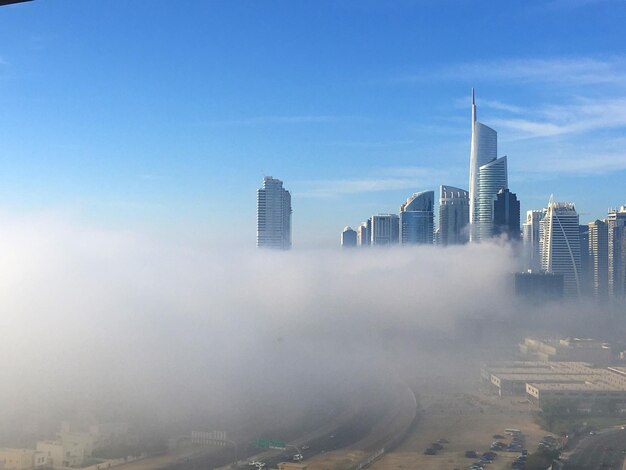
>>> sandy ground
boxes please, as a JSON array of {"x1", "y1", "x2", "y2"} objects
[
  {"x1": 306, "y1": 377, "x2": 551, "y2": 470},
  {"x1": 370, "y1": 380, "x2": 548, "y2": 470}
]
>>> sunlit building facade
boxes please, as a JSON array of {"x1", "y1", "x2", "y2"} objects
[
  {"x1": 588, "y1": 219, "x2": 608, "y2": 299},
  {"x1": 523, "y1": 210, "x2": 544, "y2": 272},
  {"x1": 540, "y1": 201, "x2": 582, "y2": 297},
  {"x1": 256, "y1": 176, "x2": 292, "y2": 250},
  {"x1": 371, "y1": 214, "x2": 399, "y2": 246},
  {"x1": 607, "y1": 206, "x2": 626, "y2": 300},
  {"x1": 476, "y1": 156, "x2": 508, "y2": 241},
  {"x1": 399, "y1": 191, "x2": 434, "y2": 245},
  {"x1": 438, "y1": 185, "x2": 469, "y2": 246},
  {"x1": 468, "y1": 89, "x2": 498, "y2": 242},
  {"x1": 357, "y1": 219, "x2": 371, "y2": 247}
]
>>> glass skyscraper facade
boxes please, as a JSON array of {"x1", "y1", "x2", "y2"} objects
[
  {"x1": 399, "y1": 191, "x2": 434, "y2": 245},
  {"x1": 540, "y1": 201, "x2": 582, "y2": 297},
  {"x1": 476, "y1": 156, "x2": 508, "y2": 241},
  {"x1": 468, "y1": 89, "x2": 498, "y2": 242}
]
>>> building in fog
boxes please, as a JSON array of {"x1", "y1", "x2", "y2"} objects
[
  {"x1": 514, "y1": 272, "x2": 563, "y2": 300},
  {"x1": 607, "y1": 206, "x2": 626, "y2": 299},
  {"x1": 493, "y1": 188, "x2": 520, "y2": 240},
  {"x1": 523, "y1": 210, "x2": 544, "y2": 272},
  {"x1": 469, "y1": 89, "x2": 498, "y2": 242},
  {"x1": 579, "y1": 224, "x2": 591, "y2": 296},
  {"x1": 438, "y1": 185, "x2": 469, "y2": 245},
  {"x1": 371, "y1": 214, "x2": 399, "y2": 245},
  {"x1": 399, "y1": 191, "x2": 434, "y2": 245},
  {"x1": 540, "y1": 201, "x2": 582, "y2": 297},
  {"x1": 588, "y1": 219, "x2": 608, "y2": 299},
  {"x1": 341, "y1": 226, "x2": 357, "y2": 248},
  {"x1": 257, "y1": 176, "x2": 292, "y2": 250},
  {"x1": 476, "y1": 156, "x2": 508, "y2": 241},
  {"x1": 519, "y1": 338, "x2": 612, "y2": 365},
  {"x1": 357, "y1": 219, "x2": 371, "y2": 247},
  {"x1": 0, "y1": 449, "x2": 46, "y2": 470}
]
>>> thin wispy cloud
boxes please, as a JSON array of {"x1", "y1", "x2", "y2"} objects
[
  {"x1": 197, "y1": 115, "x2": 359, "y2": 127},
  {"x1": 493, "y1": 96, "x2": 626, "y2": 139},
  {"x1": 518, "y1": 153, "x2": 626, "y2": 176},
  {"x1": 295, "y1": 167, "x2": 448, "y2": 198},
  {"x1": 402, "y1": 56, "x2": 626, "y2": 87}
]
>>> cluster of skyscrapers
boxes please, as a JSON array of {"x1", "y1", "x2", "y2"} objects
[
  {"x1": 255, "y1": 91, "x2": 626, "y2": 303},
  {"x1": 522, "y1": 201, "x2": 626, "y2": 300},
  {"x1": 342, "y1": 90, "x2": 520, "y2": 248}
]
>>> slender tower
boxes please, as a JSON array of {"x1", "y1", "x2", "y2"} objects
[{"x1": 468, "y1": 89, "x2": 498, "y2": 242}]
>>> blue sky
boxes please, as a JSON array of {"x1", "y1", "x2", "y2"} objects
[{"x1": 1, "y1": 0, "x2": 626, "y2": 247}]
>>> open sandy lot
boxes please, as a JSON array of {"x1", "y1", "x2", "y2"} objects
[{"x1": 306, "y1": 376, "x2": 551, "y2": 470}]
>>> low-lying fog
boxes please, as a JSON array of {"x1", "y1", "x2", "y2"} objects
[{"x1": 0, "y1": 214, "x2": 613, "y2": 445}]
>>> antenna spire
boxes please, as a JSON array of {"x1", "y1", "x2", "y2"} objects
[{"x1": 472, "y1": 87, "x2": 475, "y2": 105}]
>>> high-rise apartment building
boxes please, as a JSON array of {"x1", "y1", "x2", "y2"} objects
[
  {"x1": 256, "y1": 176, "x2": 292, "y2": 250},
  {"x1": 371, "y1": 214, "x2": 399, "y2": 246},
  {"x1": 468, "y1": 89, "x2": 498, "y2": 242},
  {"x1": 357, "y1": 219, "x2": 371, "y2": 247},
  {"x1": 579, "y1": 225, "x2": 591, "y2": 297},
  {"x1": 476, "y1": 156, "x2": 508, "y2": 241},
  {"x1": 588, "y1": 219, "x2": 609, "y2": 299},
  {"x1": 607, "y1": 206, "x2": 626, "y2": 300},
  {"x1": 540, "y1": 201, "x2": 582, "y2": 297},
  {"x1": 523, "y1": 210, "x2": 544, "y2": 272},
  {"x1": 399, "y1": 191, "x2": 434, "y2": 245},
  {"x1": 438, "y1": 185, "x2": 469, "y2": 246},
  {"x1": 493, "y1": 188, "x2": 520, "y2": 240},
  {"x1": 341, "y1": 226, "x2": 357, "y2": 248}
]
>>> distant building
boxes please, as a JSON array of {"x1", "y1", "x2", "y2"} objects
[
  {"x1": 514, "y1": 272, "x2": 563, "y2": 300},
  {"x1": 341, "y1": 226, "x2": 357, "y2": 248},
  {"x1": 36, "y1": 440, "x2": 84, "y2": 469},
  {"x1": 519, "y1": 337, "x2": 612, "y2": 366},
  {"x1": 476, "y1": 156, "x2": 508, "y2": 241},
  {"x1": 523, "y1": 210, "x2": 544, "y2": 272},
  {"x1": 438, "y1": 185, "x2": 469, "y2": 245},
  {"x1": 0, "y1": 449, "x2": 46, "y2": 470},
  {"x1": 493, "y1": 188, "x2": 520, "y2": 240},
  {"x1": 540, "y1": 201, "x2": 582, "y2": 297},
  {"x1": 607, "y1": 206, "x2": 626, "y2": 300},
  {"x1": 588, "y1": 219, "x2": 609, "y2": 299},
  {"x1": 257, "y1": 176, "x2": 292, "y2": 250},
  {"x1": 357, "y1": 219, "x2": 371, "y2": 247},
  {"x1": 469, "y1": 89, "x2": 498, "y2": 242},
  {"x1": 579, "y1": 225, "x2": 591, "y2": 296},
  {"x1": 399, "y1": 191, "x2": 434, "y2": 245},
  {"x1": 371, "y1": 214, "x2": 399, "y2": 245}
]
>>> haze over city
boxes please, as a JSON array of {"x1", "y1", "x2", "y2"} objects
[{"x1": 2, "y1": 2, "x2": 626, "y2": 470}]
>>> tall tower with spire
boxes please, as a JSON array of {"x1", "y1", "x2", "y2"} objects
[{"x1": 468, "y1": 89, "x2": 499, "y2": 242}]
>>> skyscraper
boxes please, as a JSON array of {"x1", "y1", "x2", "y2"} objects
[
  {"x1": 540, "y1": 201, "x2": 582, "y2": 297},
  {"x1": 476, "y1": 156, "x2": 508, "y2": 241},
  {"x1": 256, "y1": 176, "x2": 292, "y2": 250},
  {"x1": 579, "y1": 225, "x2": 591, "y2": 296},
  {"x1": 607, "y1": 206, "x2": 626, "y2": 300},
  {"x1": 371, "y1": 214, "x2": 399, "y2": 246},
  {"x1": 341, "y1": 226, "x2": 357, "y2": 248},
  {"x1": 468, "y1": 89, "x2": 498, "y2": 242},
  {"x1": 438, "y1": 185, "x2": 469, "y2": 246},
  {"x1": 588, "y1": 219, "x2": 608, "y2": 299},
  {"x1": 399, "y1": 191, "x2": 434, "y2": 245},
  {"x1": 493, "y1": 188, "x2": 520, "y2": 240},
  {"x1": 523, "y1": 210, "x2": 544, "y2": 272},
  {"x1": 357, "y1": 219, "x2": 371, "y2": 247}
]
